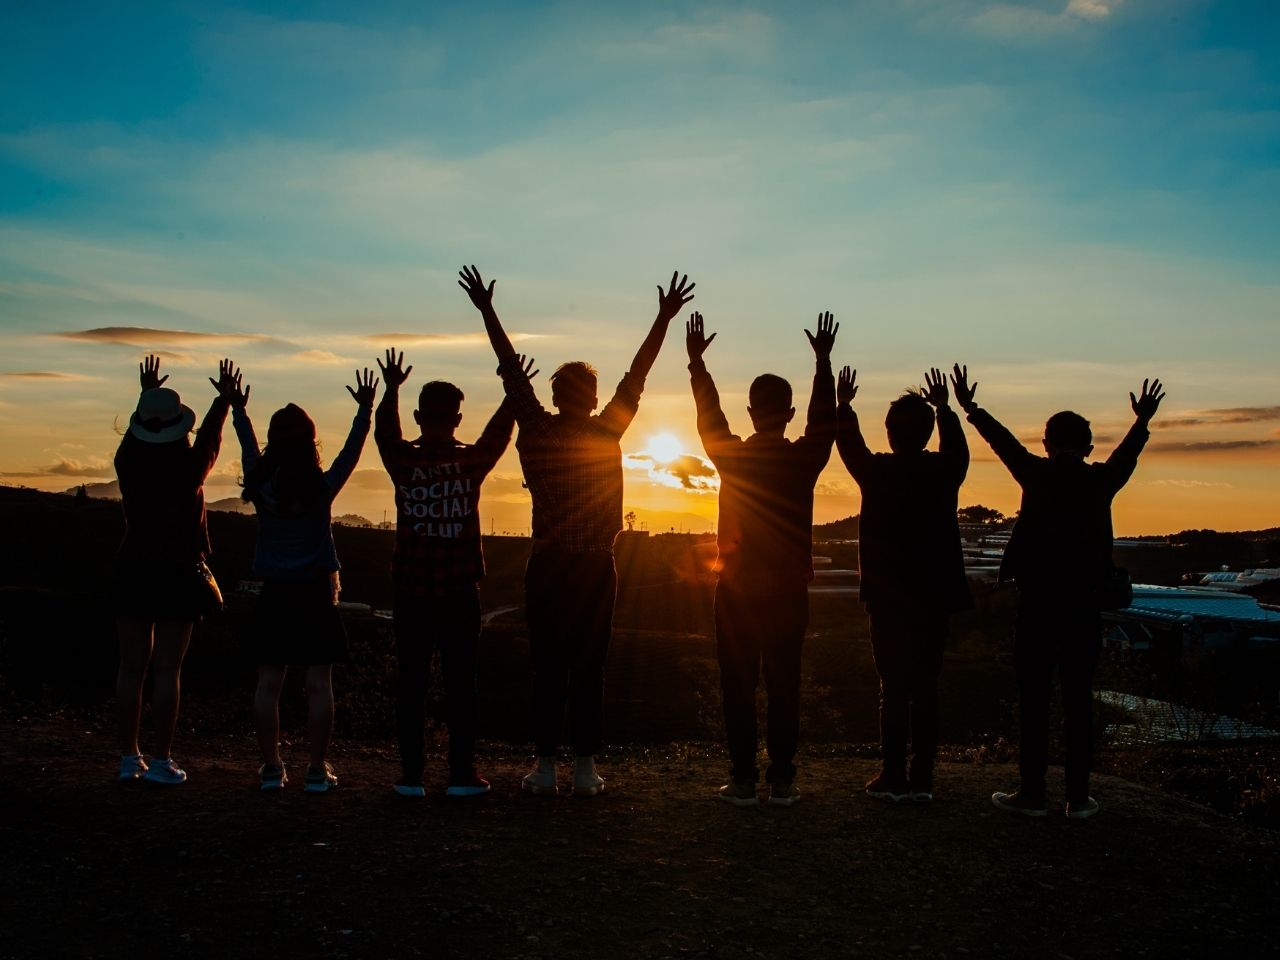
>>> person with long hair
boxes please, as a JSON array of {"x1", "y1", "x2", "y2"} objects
[
  {"x1": 233, "y1": 368, "x2": 378, "y2": 793},
  {"x1": 114, "y1": 355, "x2": 240, "y2": 784}
]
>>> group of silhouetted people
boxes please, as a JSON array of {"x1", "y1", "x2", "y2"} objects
[{"x1": 114, "y1": 267, "x2": 1164, "y2": 818}]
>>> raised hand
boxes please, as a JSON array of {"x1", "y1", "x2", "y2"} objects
[
  {"x1": 377, "y1": 348, "x2": 413, "y2": 389},
  {"x1": 139, "y1": 354, "x2": 168, "y2": 391},
  {"x1": 951, "y1": 364, "x2": 978, "y2": 410},
  {"x1": 458, "y1": 264, "x2": 496, "y2": 312},
  {"x1": 837, "y1": 365, "x2": 858, "y2": 405},
  {"x1": 656, "y1": 271, "x2": 696, "y2": 323},
  {"x1": 686, "y1": 311, "x2": 717, "y2": 360},
  {"x1": 922, "y1": 368, "x2": 949, "y2": 408},
  {"x1": 209, "y1": 359, "x2": 249, "y2": 408},
  {"x1": 516, "y1": 354, "x2": 539, "y2": 380},
  {"x1": 347, "y1": 367, "x2": 380, "y2": 406},
  {"x1": 1130, "y1": 378, "x2": 1165, "y2": 421},
  {"x1": 805, "y1": 311, "x2": 839, "y2": 359}
]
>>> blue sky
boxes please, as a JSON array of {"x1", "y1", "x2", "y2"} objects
[{"x1": 1, "y1": 0, "x2": 1278, "y2": 532}]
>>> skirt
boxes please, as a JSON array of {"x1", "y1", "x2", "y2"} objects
[{"x1": 252, "y1": 577, "x2": 349, "y2": 665}]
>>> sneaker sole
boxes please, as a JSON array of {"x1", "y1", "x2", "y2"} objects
[
  {"x1": 865, "y1": 789, "x2": 909, "y2": 803},
  {"x1": 521, "y1": 780, "x2": 558, "y2": 797},
  {"x1": 991, "y1": 794, "x2": 1048, "y2": 817},
  {"x1": 260, "y1": 780, "x2": 286, "y2": 792},
  {"x1": 718, "y1": 794, "x2": 760, "y2": 807},
  {"x1": 142, "y1": 774, "x2": 187, "y2": 785},
  {"x1": 394, "y1": 784, "x2": 427, "y2": 798},
  {"x1": 304, "y1": 782, "x2": 336, "y2": 794},
  {"x1": 572, "y1": 783, "x2": 604, "y2": 798},
  {"x1": 910, "y1": 792, "x2": 934, "y2": 803},
  {"x1": 767, "y1": 795, "x2": 799, "y2": 807},
  {"x1": 446, "y1": 785, "x2": 492, "y2": 798},
  {"x1": 1066, "y1": 805, "x2": 1099, "y2": 819}
]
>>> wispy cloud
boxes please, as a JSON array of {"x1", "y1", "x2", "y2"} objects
[
  {"x1": 0, "y1": 371, "x2": 96, "y2": 381},
  {"x1": 1148, "y1": 439, "x2": 1279, "y2": 454},
  {"x1": 969, "y1": 0, "x2": 1121, "y2": 40},
  {"x1": 363, "y1": 332, "x2": 546, "y2": 348},
  {"x1": 54, "y1": 326, "x2": 274, "y2": 347},
  {"x1": 1158, "y1": 405, "x2": 1280, "y2": 428},
  {"x1": 1145, "y1": 479, "x2": 1234, "y2": 489},
  {"x1": 0, "y1": 456, "x2": 117, "y2": 479}
]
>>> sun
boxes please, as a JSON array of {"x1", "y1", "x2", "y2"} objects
[{"x1": 645, "y1": 432, "x2": 683, "y2": 464}]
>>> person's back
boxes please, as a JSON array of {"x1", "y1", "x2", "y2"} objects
[
  {"x1": 957, "y1": 369, "x2": 1165, "y2": 819},
  {"x1": 686, "y1": 310, "x2": 837, "y2": 807}
]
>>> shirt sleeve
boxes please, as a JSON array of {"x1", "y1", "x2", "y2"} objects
[
  {"x1": 966, "y1": 405, "x2": 1038, "y2": 486},
  {"x1": 232, "y1": 406, "x2": 260, "y2": 475},
  {"x1": 689, "y1": 359, "x2": 741, "y2": 464},
  {"x1": 325, "y1": 404, "x2": 373, "y2": 496},
  {"x1": 835, "y1": 405, "x2": 873, "y2": 485},
  {"x1": 374, "y1": 386, "x2": 405, "y2": 474},
  {"x1": 597, "y1": 372, "x2": 644, "y2": 438},
  {"x1": 1102, "y1": 418, "x2": 1151, "y2": 493},
  {"x1": 796, "y1": 357, "x2": 836, "y2": 468},
  {"x1": 498, "y1": 355, "x2": 556, "y2": 443},
  {"x1": 191, "y1": 396, "x2": 231, "y2": 484},
  {"x1": 472, "y1": 396, "x2": 517, "y2": 475},
  {"x1": 936, "y1": 405, "x2": 970, "y2": 486}
]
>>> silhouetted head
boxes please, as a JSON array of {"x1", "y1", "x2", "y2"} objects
[
  {"x1": 748, "y1": 374, "x2": 795, "y2": 434},
  {"x1": 414, "y1": 380, "x2": 464, "y2": 438},
  {"x1": 244, "y1": 403, "x2": 326, "y2": 508},
  {"x1": 551, "y1": 362, "x2": 599, "y2": 419},
  {"x1": 1043, "y1": 410, "x2": 1093, "y2": 459},
  {"x1": 885, "y1": 392, "x2": 935, "y2": 453}
]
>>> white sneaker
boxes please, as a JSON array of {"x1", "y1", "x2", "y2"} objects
[
  {"x1": 118, "y1": 754, "x2": 148, "y2": 782},
  {"x1": 521, "y1": 758, "x2": 558, "y2": 797},
  {"x1": 572, "y1": 757, "x2": 605, "y2": 798},
  {"x1": 142, "y1": 757, "x2": 187, "y2": 785}
]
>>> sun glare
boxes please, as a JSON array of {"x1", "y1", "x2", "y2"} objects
[{"x1": 646, "y1": 432, "x2": 683, "y2": 464}]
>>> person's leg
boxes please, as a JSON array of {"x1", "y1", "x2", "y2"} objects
[
  {"x1": 149, "y1": 620, "x2": 193, "y2": 760},
  {"x1": 906, "y1": 611, "x2": 949, "y2": 791},
  {"x1": 1060, "y1": 611, "x2": 1104, "y2": 805},
  {"x1": 304, "y1": 664, "x2": 335, "y2": 770},
  {"x1": 715, "y1": 582, "x2": 761, "y2": 785},
  {"x1": 254, "y1": 664, "x2": 288, "y2": 766},
  {"x1": 1013, "y1": 596, "x2": 1056, "y2": 802},
  {"x1": 868, "y1": 608, "x2": 911, "y2": 785},
  {"x1": 115, "y1": 618, "x2": 153, "y2": 758},
  {"x1": 526, "y1": 554, "x2": 571, "y2": 759},
  {"x1": 437, "y1": 588, "x2": 482, "y2": 781},
  {"x1": 568, "y1": 555, "x2": 617, "y2": 759},
  {"x1": 393, "y1": 597, "x2": 434, "y2": 784},
  {"x1": 761, "y1": 588, "x2": 808, "y2": 786}
]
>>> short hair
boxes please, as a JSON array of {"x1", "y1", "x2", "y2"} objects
[
  {"x1": 550, "y1": 361, "x2": 598, "y2": 408},
  {"x1": 749, "y1": 374, "x2": 793, "y2": 427},
  {"x1": 417, "y1": 381, "x2": 464, "y2": 421},
  {"x1": 885, "y1": 392, "x2": 935, "y2": 452},
  {"x1": 1044, "y1": 410, "x2": 1092, "y2": 450}
]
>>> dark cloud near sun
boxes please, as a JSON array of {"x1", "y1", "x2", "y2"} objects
[{"x1": 628, "y1": 452, "x2": 719, "y2": 491}]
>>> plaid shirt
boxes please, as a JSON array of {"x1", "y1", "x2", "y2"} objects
[
  {"x1": 691, "y1": 357, "x2": 835, "y2": 593},
  {"x1": 500, "y1": 357, "x2": 643, "y2": 554},
  {"x1": 375, "y1": 391, "x2": 514, "y2": 596}
]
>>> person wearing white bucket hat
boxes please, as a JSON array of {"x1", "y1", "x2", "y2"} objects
[{"x1": 113, "y1": 354, "x2": 242, "y2": 786}]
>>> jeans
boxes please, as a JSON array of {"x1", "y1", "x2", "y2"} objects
[
  {"x1": 525, "y1": 549, "x2": 617, "y2": 757},
  {"x1": 715, "y1": 581, "x2": 809, "y2": 785},
  {"x1": 393, "y1": 588, "x2": 481, "y2": 780},
  {"x1": 867, "y1": 604, "x2": 948, "y2": 785},
  {"x1": 1014, "y1": 590, "x2": 1103, "y2": 804}
]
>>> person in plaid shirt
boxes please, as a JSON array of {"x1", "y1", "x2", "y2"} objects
[
  {"x1": 459, "y1": 264, "x2": 695, "y2": 798},
  {"x1": 374, "y1": 347, "x2": 535, "y2": 798}
]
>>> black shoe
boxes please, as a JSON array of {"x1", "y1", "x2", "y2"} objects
[{"x1": 991, "y1": 789, "x2": 1048, "y2": 817}]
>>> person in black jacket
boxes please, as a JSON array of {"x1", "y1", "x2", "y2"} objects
[
  {"x1": 954, "y1": 365, "x2": 1164, "y2": 819},
  {"x1": 836, "y1": 366, "x2": 970, "y2": 803}
]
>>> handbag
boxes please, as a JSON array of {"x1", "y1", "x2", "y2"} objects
[
  {"x1": 193, "y1": 559, "x2": 225, "y2": 616},
  {"x1": 1099, "y1": 565, "x2": 1132, "y2": 611}
]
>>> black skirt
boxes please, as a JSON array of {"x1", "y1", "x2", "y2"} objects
[
  {"x1": 113, "y1": 559, "x2": 208, "y2": 623},
  {"x1": 253, "y1": 577, "x2": 349, "y2": 665}
]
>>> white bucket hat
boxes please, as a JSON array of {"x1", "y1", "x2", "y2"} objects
[{"x1": 129, "y1": 387, "x2": 196, "y2": 444}]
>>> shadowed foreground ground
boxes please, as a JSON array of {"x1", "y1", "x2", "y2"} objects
[{"x1": 1, "y1": 719, "x2": 1276, "y2": 959}]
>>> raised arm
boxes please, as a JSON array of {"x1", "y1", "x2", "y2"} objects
[
  {"x1": 924, "y1": 366, "x2": 969, "y2": 484},
  {"x1": 953, "y1": 363, "x2": 1036, "y2": 484},
  {"x1": 686, "y1": 312, "x2": 738, "y2": 457},
  {"x1": 628, "y1": 271, "x2": 695, "y2": 383},
  {"x1": 374, "y1": 348, "x2": 411, "y2": 468},
  {"x1": 459, "y1": 264, "x2": 517, "y2": 363},
  {"x1": 801, "y1": 312, "x2": 838, "y2": 448},
  {"x1": 139, "y1": 354, "x2": 169, "y2": 393},
  {"x1": 327, "y1": 368, "x2": 377, "y2": 496},
  {"x1": 835, "y1": 365, "x2": 873, "y2": 484},
  {"x1": 1105, "y1": 378, "x2": 1164, "y2": 490},
  {"x1": 196, "y1": 358, "x2": 242, "y2": 482}
]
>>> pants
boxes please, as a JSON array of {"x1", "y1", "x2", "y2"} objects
[
  {"x1": 715, "y1": 581, "x2": 809, "y2": 785},
  {"x1": 867, "y1": 604, "x2": 948, "y2": 784},
  {"x1": 525, "y1": 549, "x2": 617, "y2": 757},
  {"x1": 1014, "y1": 590, "x2": 1103, "y2": 804},
  {"x1": 393, "y1": 588, "x2": 481, "y2": 780}
]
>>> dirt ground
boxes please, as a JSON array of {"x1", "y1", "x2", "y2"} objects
[{"x1": 2, "y1": 718, "x2": 1277, "y2": 960}]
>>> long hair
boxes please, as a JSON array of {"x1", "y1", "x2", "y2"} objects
[{"x1": 241, "y1": 404, "x2": 327, "y2": 513}]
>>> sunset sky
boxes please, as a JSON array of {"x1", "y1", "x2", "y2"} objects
[{"x1": 1, "y1": 1, "x2": 1277, "y2": 535}]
